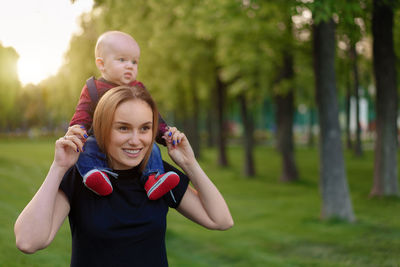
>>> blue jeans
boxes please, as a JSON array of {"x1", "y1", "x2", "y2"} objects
[{"x1": 76, "y1": 136, "x2": 165, "y2": 183}]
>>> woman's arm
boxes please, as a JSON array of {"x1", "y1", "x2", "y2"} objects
[
  {"x1": 14, "y1": 132, "x2": 84, "y2": 253},
  {"x1": 164, "y1": 128, "x2": 234, "y2": 230}
]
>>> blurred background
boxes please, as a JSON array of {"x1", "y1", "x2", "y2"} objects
[{"x1": 1, "y1": 0, "x2": 400, "y2": 266}]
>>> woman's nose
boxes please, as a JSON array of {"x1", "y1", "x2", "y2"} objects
[{"x1": 128, "y1": 132, "x2": 140, "y2": 145}]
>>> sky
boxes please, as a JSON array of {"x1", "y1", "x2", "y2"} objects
[{"x1": 0, "y1": 0, "x2": 94, "y2": 85}]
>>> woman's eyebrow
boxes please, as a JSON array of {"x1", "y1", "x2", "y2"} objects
[
  {"x1": 114, "y1": 121, "x2": 129, "y2": 125},
  {"x1": 113, "y1": 121, "x2": 153, "y2": 126}
]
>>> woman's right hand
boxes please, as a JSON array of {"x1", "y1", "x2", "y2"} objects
[{"x1": 54, "y1": 125, "x2": 86, "y2": 169}]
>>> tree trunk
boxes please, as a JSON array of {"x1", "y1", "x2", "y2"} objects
[
  {"x1": 206, "y1": 107, "x2": 216, "y2": 148},
  {"x1": 345, "y1": 72, "x2": 352, "y2": 150},
  {"x1": 238, "y1": 94, "x2": 255, "y2": 177},
  {"x1": 370, "y1": 0, "x2": 399, "y2": 196},
  {"x1": 189, "y1": 81, "x2": 201, "y2": 158},
  {"x1": 216, "y1": 71, "x2": 228, "y2": 166},
  {"x1": 275, "y1": 90, "x2": 298, "y2": 182},
  {"x1": 275, "y1": 50, "x2": 298, "y2": 182},
  {"x1": 350, "y1": 43, "x2": 363, "y2": 156},
  {"x1": 183, "y1": 114, "x2": 200, "y2": 158},
  {"x1": 313, "y1": 18, "x2": 355, "y2": 222},
  {"x1": 307, "y1": 107, "x2": 316, "y2": 147},
  {"x1": 274, "y1": 19, "x2": 299, "y2": 182}
]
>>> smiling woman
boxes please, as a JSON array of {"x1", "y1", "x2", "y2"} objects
[
  {"x1": 0, "y1": 0, "x2": 94, "y2": 85},
  {"x1": 14, "y1": 85, "x2": 233, "y2": 266}
]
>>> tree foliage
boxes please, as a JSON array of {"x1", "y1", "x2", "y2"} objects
[{"x1": 0, "y1": 44, "x2": 21, "y2": 130}]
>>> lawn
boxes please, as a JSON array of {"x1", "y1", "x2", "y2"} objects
[{"x1": 1, "y1": 137, "x2": 399, "y2": 266}]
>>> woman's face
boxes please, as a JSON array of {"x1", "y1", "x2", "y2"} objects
[{"x1": 107, "y1": 99, "x2": 153, "y2": 170}]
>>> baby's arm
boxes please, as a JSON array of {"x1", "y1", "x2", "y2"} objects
[
  {"x1": 155, "y1": 113, "x2": 170, "y2": 146},
  {"x1": 69, "y1": 84, "x2": 93, "y2": 131}
]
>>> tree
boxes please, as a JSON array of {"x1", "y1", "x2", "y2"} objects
[
  {"x1": 312, "y1": 4, "x2": 355, "y2": 221},
  {"x1": 215, "y1": 69, "x2": 229, "y2": 166},
  {"x1": 291, "y1": 6, "x2": 316, "y2": 148},
  {"x1": 274, "y1": 8, "x2": 299, "y2": 182},
  {"x1": 239, "y1": 93, "x2": 255, "y2": 176},
  {"x1": 335, "y1": 0, "x2": 367, "y2": 156},
  {"x1": 0, "y1": 44, "x2": 21, "y2": 130},
  {"x1": 214, "y1": 1, "x2": 297, "y2": 174},
  {"x1": 370, "y1": 0, "x2": 399, "y2": 196},
  {"x1": 18, "y1": 84, "x2": 48, "y2": 129},
  {"x1": 349, "y1": 42, "x2": 363, "y2": 156}
]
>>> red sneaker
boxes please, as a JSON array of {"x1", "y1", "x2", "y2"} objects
[
  {"x1": 83, "y1": 169, "x2": 113, "y2": 196},
  {"x1": 144, "y1": 172, "x2": 180, "y2": 200}
]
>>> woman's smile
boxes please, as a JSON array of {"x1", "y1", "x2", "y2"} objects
[{"x1": 123, "y1": 148, "x2": 142, "y2": 157}]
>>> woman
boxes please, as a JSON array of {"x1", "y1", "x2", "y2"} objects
[{"x1": 14, "y1": 85, "x2": 233, "y2": 266}]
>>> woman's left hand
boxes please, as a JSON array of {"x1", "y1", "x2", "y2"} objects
[{"x1": 163, "y1": 127, "x2": 195, "y2": 168}]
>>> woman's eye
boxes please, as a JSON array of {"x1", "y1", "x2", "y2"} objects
[
  {"x1": 119, "y1": 126, "x2": 128, "y2": 131},
  {"x1": 141, "y1": 126, "x2": 150, "y2": 132},
  {"x1": 119, "y1": 58, "x2": 125, "y2": 62},
  {"x1": 132, "y1": 60, "x2": 137, "y2": 65}
]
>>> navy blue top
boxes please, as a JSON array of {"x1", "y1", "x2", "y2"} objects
[{"x1": 60, "y1": 161, "x2": 189, "y2": 267}]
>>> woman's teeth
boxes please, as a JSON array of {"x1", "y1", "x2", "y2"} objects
[{"x1": 124, "y1": 149, "x2": 140, "y2": 154}]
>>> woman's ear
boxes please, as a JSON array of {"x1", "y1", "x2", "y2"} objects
[{"x1": 95, "y1": 57, "x2": 105, "y2": 71}]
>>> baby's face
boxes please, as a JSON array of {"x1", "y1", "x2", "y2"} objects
[{"x1": 99, "y1": 35, "x2": 140, "y2": 85}]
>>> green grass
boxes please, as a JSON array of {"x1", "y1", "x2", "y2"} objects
[{"x1": 1, "y1": 137, "x2": 399, "y2": 266}]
